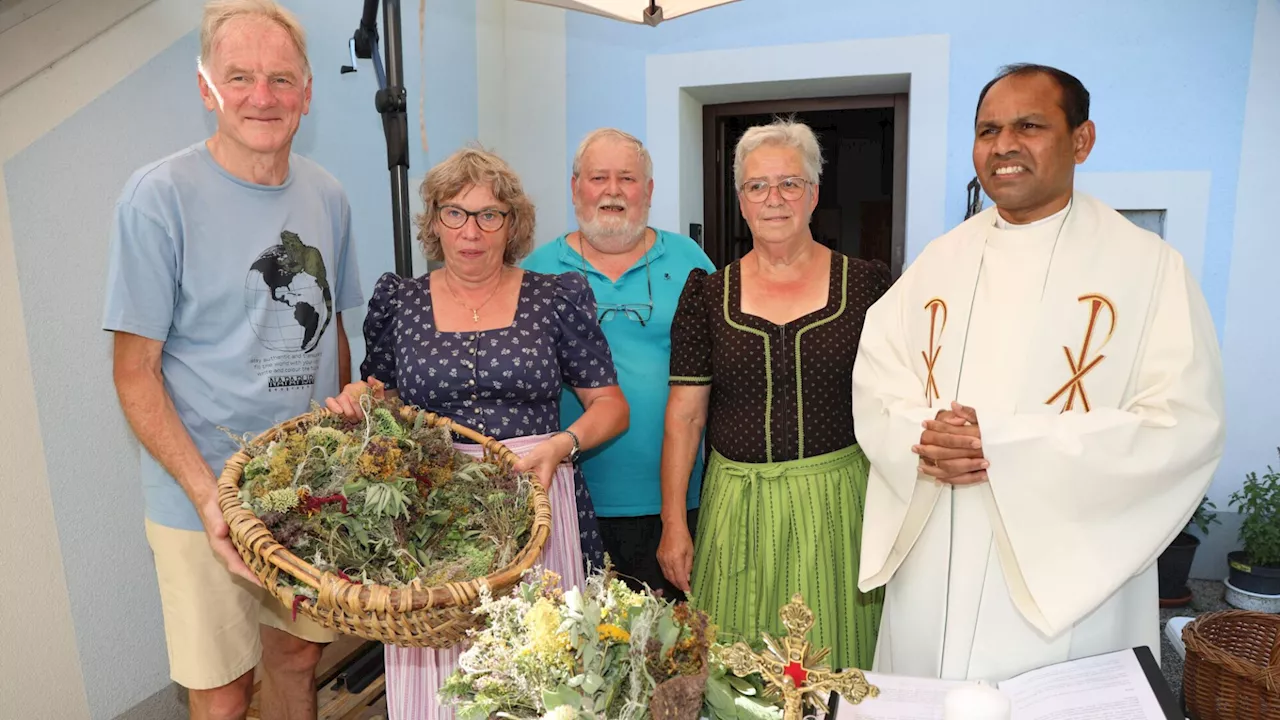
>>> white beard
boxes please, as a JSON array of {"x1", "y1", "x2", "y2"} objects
[{"x1": 577, "y1": 209, "x2": 649, "y2": 254}]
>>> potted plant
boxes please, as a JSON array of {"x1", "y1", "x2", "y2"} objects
[
  {"x1": 1157, "y1": 496, "x2": 1219, "y2": 607},
  {"x1": 1224, "y1": 448, "x2": 1280, "y2": 611}
]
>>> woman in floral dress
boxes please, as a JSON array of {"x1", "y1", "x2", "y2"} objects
[{"x1": 328, "y1": 147, "x2": 628, "y2": 719}]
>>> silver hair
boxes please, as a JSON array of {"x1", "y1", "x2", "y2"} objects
[
  {"x1": 732, "y1": 117, "x2": 823, "y2": 190},
  {"x1": 572, "y1": 128, "x2": 653, "y2": 183},
  {"x1": 200, "y1": 0, "x2": 311, "y2": 78}
]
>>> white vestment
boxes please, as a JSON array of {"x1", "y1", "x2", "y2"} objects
[{"x1": 852, "y1": 192, "x2": 1225, "y2": 681}]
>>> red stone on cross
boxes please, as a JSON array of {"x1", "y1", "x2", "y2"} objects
[{"x1": 783, "y1": 660, "x2": 809, "y2": 688}]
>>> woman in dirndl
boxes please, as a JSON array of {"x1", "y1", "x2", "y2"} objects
[
  {"x1": 327, "y1": 147, "x2": 626, "y2": 719},
  {"x1": 656, "y1": 118, "x2": 889, "y2": 671}
]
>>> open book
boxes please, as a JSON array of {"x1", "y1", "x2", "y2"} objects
[{"x1": 831, "y1": 647, "x2": 1182, "y2": 720}]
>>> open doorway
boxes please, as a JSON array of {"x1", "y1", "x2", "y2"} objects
[{"x1": 701, "y1": 95, "x2": 908, "y2": 275}]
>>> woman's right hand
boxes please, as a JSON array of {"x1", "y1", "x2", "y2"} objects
[
  {"x1": 656, "y1": 518, "x2": 695, "y2": 593},
  {"x1": 324, "y1": 376, "x2": 386, "y2": 420}
]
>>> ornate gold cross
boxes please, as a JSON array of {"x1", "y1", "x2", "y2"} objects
[{"x1": 714, "y1": 594, "x2": 880, "y2": 720}]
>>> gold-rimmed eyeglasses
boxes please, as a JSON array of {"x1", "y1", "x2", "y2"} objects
[{"x1": 739, "y1": 176, "x2": 811, "y2": 203}]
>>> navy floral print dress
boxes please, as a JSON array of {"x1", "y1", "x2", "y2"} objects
[{"x1": 359, "y1": 269, "x2": 612, "y2": 570}]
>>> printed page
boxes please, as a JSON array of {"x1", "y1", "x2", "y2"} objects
[
  {"x1": 833, "y1": 672, "x2": 973, "y2": 720},
  {"x1": 998, "y1": 649, "x2": 1166, "y2": 720}
]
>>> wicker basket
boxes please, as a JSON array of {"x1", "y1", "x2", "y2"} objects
[
  {"x1": 1183, "y1": 609, "x2": 1280, "y2": 720},
  {"x1": 217, "y1": 406, "x2": 552, "y2": 648}
]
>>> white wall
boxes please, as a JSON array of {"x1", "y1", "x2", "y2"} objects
[{"x1": 475, "y1": 0, "x2": 568, "y2": 245}]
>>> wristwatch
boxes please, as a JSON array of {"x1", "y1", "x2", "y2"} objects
[{"x1": 557, "y1": 429, "x2": 581, "y2": 463}]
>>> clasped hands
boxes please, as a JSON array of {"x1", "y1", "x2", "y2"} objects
[{"x1": 912, "y1": 401, "x2": 989, "y2": 485}]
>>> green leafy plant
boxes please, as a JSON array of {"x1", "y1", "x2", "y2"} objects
[
  {"x1": 703, "y1": 662, "x2": 782, "y2": 720},
  {"x1": 1228, "y1": 448, "x2": 1280, "y2": 567},
  {"x1": 1188, "y1": 496, "x2": 1220, "y2": 536},
  {"x1": 227, "y1": 395, "x2": 533, "y2": 594}
]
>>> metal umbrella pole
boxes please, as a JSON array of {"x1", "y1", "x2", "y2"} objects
[{"x1": 343, "y1": 0, "x2": 414, "y2": 278}]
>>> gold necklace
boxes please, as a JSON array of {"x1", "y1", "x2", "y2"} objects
[{"x1": 442, "y1": 268, "x2": 504, "y2": 323}]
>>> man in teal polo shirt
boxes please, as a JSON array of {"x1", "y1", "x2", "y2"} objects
[{"x1": 524, "y1": 128, "x2": 713, "y2": 600}]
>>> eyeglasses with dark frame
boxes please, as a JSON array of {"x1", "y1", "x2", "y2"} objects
[
  {"x1": 577, "y1": 243, "x2": 654, "y2": 327},
  {"x1": 739, "y1": 176, "x2": 811, "y2": 204},
  {"x1": 438, "y1": 205, "x2": 510, "y2": 232}
]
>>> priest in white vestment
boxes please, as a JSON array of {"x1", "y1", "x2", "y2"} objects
[{"x1": 852, "y1": 63, "x2": 1225, "y2": 681}]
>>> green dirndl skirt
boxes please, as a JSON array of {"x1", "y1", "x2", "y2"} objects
[{"x1": 690, "y1": 444, "x2": 883, "y2": 671}]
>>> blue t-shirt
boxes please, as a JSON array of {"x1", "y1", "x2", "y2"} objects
[
  {"x1": 102, "y1": 141, "x2": 363, "y2": 531},
  {"x1": 522, "y1": 229, "x2": 715, "y2": 517}
]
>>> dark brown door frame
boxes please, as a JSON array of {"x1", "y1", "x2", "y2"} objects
[{"x1": 702, "y1": 93, "x2": 910, "y2": 276}]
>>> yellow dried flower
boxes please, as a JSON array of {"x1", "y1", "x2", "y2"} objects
[
  {"x1": 261, "y1": 433, "x2": 310, "y2": 490},
  {"x1": 524, "y1": 598, "x2": 572, "y2": 665},
  {"x1": 356, "y1": 436, "x2": 404, "y2": 481},
  {"x1": 597, "y1": 623, "x2": 631, "y2": 644},
  {"x1": 524, "y1": 598, "x2": 560, "y2": 638}
]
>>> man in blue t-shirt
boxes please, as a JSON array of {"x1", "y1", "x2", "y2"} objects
[
  {"x1": 102, "y1": 3, "x2": 362, "y2": 718},
  {"x1": 523, "y1": 128, "x2": 714, "y2": 601}
]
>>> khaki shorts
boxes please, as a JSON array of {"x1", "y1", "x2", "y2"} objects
[{"x1": 145, "y1": 518, "x2": 337, "y2": 690}]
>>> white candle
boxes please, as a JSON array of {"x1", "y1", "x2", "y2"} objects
[{"x1": 943, "y1": 682, "x2": 1012, "y2": 720}]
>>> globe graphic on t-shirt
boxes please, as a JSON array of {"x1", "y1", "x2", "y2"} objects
[{"x1": 243, "y1": 243, "x2": 331, "y2": 353}]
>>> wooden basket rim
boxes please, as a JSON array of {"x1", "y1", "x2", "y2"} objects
[
  {"x1": 1183, "y1": 609, "x2": 1280, "y2": 694},
  {"x1": 217, "y1": 405, "x2": 552, "y2": 615}
]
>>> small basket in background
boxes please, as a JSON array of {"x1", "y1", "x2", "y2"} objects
[{"x1": 1182, "y1": 609, "x2": 1280, "y2": 720}]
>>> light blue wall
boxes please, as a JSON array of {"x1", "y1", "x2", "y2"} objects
[
  {"x1": 1218, "y1": 0, "x2": 1280, "y2": 522},
  {"x1": 2, "y1": 1, "x2": 476, "y2": 716},
  {"x1": 6, "y1": 33, "x2": 209, "y2": 717},
  {"x1": 564, "y1": 0, "x2": 1257, "y2": 332},
  {"x1": 290, "y1": 0, "x2": 479, "y2": 369}
]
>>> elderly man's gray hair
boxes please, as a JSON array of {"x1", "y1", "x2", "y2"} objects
[
  {"x1": 200, "y1": 0, "x2": 311, "y2": 78},
  {"x1": 572, "y1": 128, "x2": 654, "y2": 183},
  {"x1": 732, "y1": 118, "x2": 824, "y2": 190}
]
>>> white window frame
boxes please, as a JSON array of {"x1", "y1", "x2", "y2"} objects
[
  {"x1": 645, "y1": 35, "x2": 950, "y2": 265},
  {"x1": 1076, "y1": 171, "x2": 1212, "y2": 281}
]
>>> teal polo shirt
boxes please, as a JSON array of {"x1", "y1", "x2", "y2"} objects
[{"x1": 522, "y1": 229, "x2": 714, "y2": 517}]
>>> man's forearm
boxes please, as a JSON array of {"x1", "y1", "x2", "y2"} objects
[{"x1": 115, "y1": 369, "x2": 217, "y2": 509}]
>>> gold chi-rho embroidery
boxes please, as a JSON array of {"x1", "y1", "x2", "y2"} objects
[
  {"x1": 1046, "y1": 293, "x2": 1117, "y2": 413},
  {"x1": 922, "y1": 298, "x2": 947, "y2": 407}
]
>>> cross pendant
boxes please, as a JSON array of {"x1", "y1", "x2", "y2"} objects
[{"x1": 471, "y1": 309, "x2": 480, "y2": 323}]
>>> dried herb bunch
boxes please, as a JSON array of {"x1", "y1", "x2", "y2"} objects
[
  {"x1": 440, "y1": 567, "x2": 725, "y2": 720},
  {"x1": 230, "y1": 395, "x2": 533, "y2": 592}
]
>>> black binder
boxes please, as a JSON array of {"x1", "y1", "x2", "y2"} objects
[
  {"x1": 826, "y1": 645, "x2": 1182, "y2": 720},
  {"x1": 1133, "y1": 645, "x2": 1184, "y2": 720}
]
